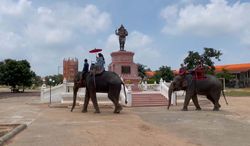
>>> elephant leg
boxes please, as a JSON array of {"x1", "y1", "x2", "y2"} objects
[
  {"x1": 182, "y1": 91, "x2": 193, "y2": 111},
  {"x1": 192, "y1": 94, "x2": 201, "y2": 110},
  {"x1": 207, "y1": 95, "x2": 215, "y2": 104},
  {"x1": 110, "y1": 96, "x2": 122, "y2": 114},
  {"x1": 82, "y1": 88, "x2": 90, "y2": 113},
  {"x1": 213, "y1": 101, "x2": 221, "y2": 111},
  {"x1": 90, "y1": 91, "x2": 100, "y2": 113},
  {"x1": 207, "y1": 95, "x2": 220, "y2": 111},
  {"x1": 213, "y1": 96, "x2": 221, "y2": 111},
  {"x1": 113, "y1": 98, "x2": 122, "y2": 114},
  {"x1": 108, "y1": 87, "x2": 122, "y2": 114},
  {"x1": 71, "y1": 83, "x2": 79, "y2": 112}
]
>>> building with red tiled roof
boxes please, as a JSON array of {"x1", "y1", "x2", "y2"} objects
[
  {"x1": 215, "y1": 63, "x2": 250, "y2": 87},
  {"x1": 145, "y1": 71, "x2": 156, "y2": 77},
  {"x1": 215, "y1": 63, "x2": 250, "y2": 73}
]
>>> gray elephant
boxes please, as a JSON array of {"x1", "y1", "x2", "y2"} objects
[
  {"x1": 168, "y1": 74, "x2": 228, "y2": 111},
  {"x1": 71, "y1": 71, "x2": 127, "y2": 114}
]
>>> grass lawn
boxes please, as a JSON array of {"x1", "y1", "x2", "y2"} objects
[{"x1": 225, "y1": 88, "x2": 250, "y2": 97}]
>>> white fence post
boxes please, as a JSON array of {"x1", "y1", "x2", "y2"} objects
[{"x1": 40, "y1": 82, "x2": 46, "y2": 102}]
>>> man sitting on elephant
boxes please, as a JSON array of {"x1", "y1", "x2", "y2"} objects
[
  {"x1": 179, "y1": 64, "x2": 187, "y2": 75},
  {"x1": 193, "y1": 59, "x2": 205, "y2": 80},
  {"x1": 82, "y1": 59, "x2": 89, "y2": 78}
]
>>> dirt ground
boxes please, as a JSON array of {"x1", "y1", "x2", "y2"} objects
[{"x1": 0, "y1": 92, "x2": 250, "y2": 146}]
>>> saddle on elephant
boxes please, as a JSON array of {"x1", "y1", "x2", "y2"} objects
[{"x1": 90, "y1": 63, "x2": 104, "y2": 76}]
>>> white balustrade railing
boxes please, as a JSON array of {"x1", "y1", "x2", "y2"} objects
[
  {"x1": 40, "y1": 77, "x2": 185, "y2": 106},
  {"x1": 40, "y1": 84, "x2": 65, "y2": 103},
  {"x1": 138, "y1": 82, "x2": 161, "y2": 91},
  {"x1": 137, "y1": 79, "x2": 184, "y2": 106},
  {"x1": 41, "y1": 78, "x2": 130, "y2": 106},
  {"x1": 40, "y1": 80, "x2": 85, "y2": 103},
  {"x1": 119, "y1": 84, "x2": 132, "y2": 107},
  {"x1": 159, "y1": 81, "x2": 169, "y2": 100}
]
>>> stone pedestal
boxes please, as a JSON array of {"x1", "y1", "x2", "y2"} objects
[{"x1": 108, "y1": 51, "x2": 140, "y2": 88}]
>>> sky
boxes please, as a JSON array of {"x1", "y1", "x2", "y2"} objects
[{"x1": 0, "y1": 0, "x2": 250, "y2": 76}]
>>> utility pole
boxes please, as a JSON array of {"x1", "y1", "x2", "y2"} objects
[{"x1": 58, "y1": 66, "x2": 62, "y2": 75}]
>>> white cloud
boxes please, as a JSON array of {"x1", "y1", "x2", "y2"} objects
[
  {"x1": 0, "y1": 0, "x2": 32, "y2": 16},
  {"x1": 127, "y1": 31, "x2": 153, "y2": 48},
  {"x1": 161, "y1": 0, "x2": 250, "y2": 45},
  {"x1": 0, "y1": 0, "x2": 112, "y2": 75},
  {"x1": 77, "y1": 5, "x2": 111, "y2": 33},
  {"x1": 23, "y1": 4, "x2": 111, "y2": 46},
  {"x1": 105, "y1": 34, "x2": 119, "y2": 52}
]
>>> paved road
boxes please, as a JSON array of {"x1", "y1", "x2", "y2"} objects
[
  {"x1": 0, "y1": 96, "x2": 194, "y2": 146},
  {"x1": 0, "y1": 95, "x2": 250, "y2": 146},
  {"x1": 134, "y1": 105, "x2": 250, "y2": 146}
]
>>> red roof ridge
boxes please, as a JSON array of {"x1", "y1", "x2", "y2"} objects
[{"x1": 215, "y1": 62, "x2": 250, "y2": 72}]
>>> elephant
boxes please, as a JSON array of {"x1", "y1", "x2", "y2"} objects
[
  {"x1": 71, "y1": 71, "x2": 127, "y2": 114},
  {"x1": 168, "y1": 74, "x2": 228, "y2": 111}
]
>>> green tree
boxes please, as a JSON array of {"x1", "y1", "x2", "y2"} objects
[
  {"x1": 137, "y1": 63, "x2": 147, "y2": 80},
  {"x1": 32, "y1": 75, "x2": 43, "y2": 88},
  {"x1": 150, "y1": 71, "x2": 161, "y2": 83},
  {"x1": 44, "y1": 74, "x2": 63, "y2": 86},
  {"x1": 0, "y1": 61, "x2": 4, "y2": 85},
  {"x1": 150, "y1": 65, "x2": 174, "y2": 83},
  {"x1": 183, "y1": 48, "x2": 222, "y2": 74},
  {"x1": 0, "y1": 59, "x2": 35, "y2": 92},
  {"x1": 216, "y1": 69, "x2": 235, "y2": 86},
  {"x1": 158, "y1": 66, "x2": 174, "y2": 82}
]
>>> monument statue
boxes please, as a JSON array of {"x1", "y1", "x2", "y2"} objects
[{"x1": 115, "y1": 24, "x2": 128, "y2": 51}]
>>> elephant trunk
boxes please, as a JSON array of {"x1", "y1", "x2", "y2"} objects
[
  {"x1": 71, "y1": 82, "x2": 79, "y2": 112},
  {"x1": 167, "y1": 83, "x2": 174, "y2": 110}
]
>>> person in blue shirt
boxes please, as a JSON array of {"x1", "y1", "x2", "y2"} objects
[
  {"x1": 96, "y1": 53, "x2": 105, "y2": 70},
  {"x1": 82, "y1": 59, "x2": 89, "y2": 73}
]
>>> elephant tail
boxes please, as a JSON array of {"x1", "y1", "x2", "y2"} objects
[
  {"x1": 221, "y1": 89, "x2": 229, "y2": 105},
  {"x1": 122, "y1": 82, "x2": 128, "y2": 104}
]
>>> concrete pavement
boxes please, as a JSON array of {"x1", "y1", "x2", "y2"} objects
[{"x1": 1, "y1": 95, "x2": 250, "y2": 146}]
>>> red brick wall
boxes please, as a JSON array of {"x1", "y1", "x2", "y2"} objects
[{"x1": 63, "y1": 58, "x2": 78, "y2": 82}]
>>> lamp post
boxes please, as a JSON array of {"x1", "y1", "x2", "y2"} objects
[
  {"x1": 49, "y1": 78, "x2": 55, "y2": 105},
  {"x1": 57, "y1": 65, "x2": 62, "y2": 75},
  {"x1": 49, "y1": 78, "x2": 52, "y2": 104}
]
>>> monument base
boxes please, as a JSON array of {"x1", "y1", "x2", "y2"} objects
[{"x1": 108, "y1": 50, "x2": 140, "y2": 90}]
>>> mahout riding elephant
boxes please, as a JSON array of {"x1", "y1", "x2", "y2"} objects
[
  {"x1": 168, "y1": 74, "x2": 228, "y2": 111},
  {"x1": 71, "y1": 71, "x2": 127, "y2": 114}
]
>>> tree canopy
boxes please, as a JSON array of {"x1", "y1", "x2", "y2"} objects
[
  {"x1": 157, "y1": 66, "x2": 174, "y2": 82},
  {"x1": 216, "y1": 68, "x2": 235, "y2": 87},
  {"x1": 0, "y1": 59, "x2": 35, "y2": 92},
  {"x1": 137, "y1": 63, "x2": 147, "y2": 80},
  {"x1": 183, "y1": 48, "x2": 222, "y2": 74},
  {"x1": 150, "y1": 65, "x2": 174, "y2": 83},
  {"x1": 44, "y1": 74, "x2": 63, "y2": 86}
]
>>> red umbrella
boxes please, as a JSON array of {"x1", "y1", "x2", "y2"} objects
[{"x1": 89, "y1": 48, "x2": 102, "y2": 53}]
